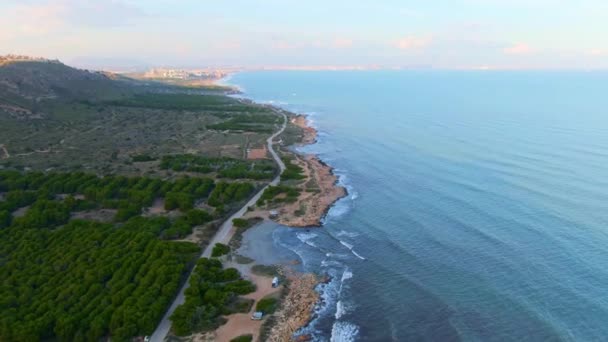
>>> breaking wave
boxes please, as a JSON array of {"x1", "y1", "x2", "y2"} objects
[
  {"x1": 339, "y1": 240, "x2": 366, "y2": 260},
  {"x1": 330, "y1": 321, "x2": 359, "y2": 342},
  {"x1": 296, "y1": 232, "x2": 319, "y2": 248}
]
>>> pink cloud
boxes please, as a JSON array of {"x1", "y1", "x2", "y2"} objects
[
  {"x1": 503, "y1": 43, "x2": 533, "y2": 55},
  {"x1": 394, "y1": 36, "x2": 432, "y2": 50},
  {"x1": 586, "y1": 49, "x2": 607, "y2": 57},
  {"x1": 332, "y1": 38, "x2": 353, "y2": 49}
]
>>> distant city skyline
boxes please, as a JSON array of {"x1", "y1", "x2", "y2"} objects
[{"x1": 1, "y1": 0, "x2": 608, "y2": 70}]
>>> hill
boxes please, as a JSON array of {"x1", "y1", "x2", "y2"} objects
[{"x1": 0, "y1": 56, "x2": 135, "y2": 119}]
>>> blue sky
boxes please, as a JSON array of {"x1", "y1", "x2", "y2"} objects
[{"x1": 1, "y1": 0, "x2": 607, "y2": 69}]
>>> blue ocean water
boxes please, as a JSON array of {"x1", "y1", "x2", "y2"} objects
[{"x1": 228, "y1": 71, "x2": 608, "y2": 341}]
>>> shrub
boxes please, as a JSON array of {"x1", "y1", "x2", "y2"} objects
[
  {"x1": 211, "y1": 243, "x2": 230, "y2": 257},
  {"x1": 232, "y1": 218, "x2": 248, "y2": 228},
  {"x1": 255, "y1": 297, "x2": 278, "y2": 314}
]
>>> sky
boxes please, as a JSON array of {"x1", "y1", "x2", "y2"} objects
[{"x1": 1, "y1": 0, "x2": 608, "y2": 70}]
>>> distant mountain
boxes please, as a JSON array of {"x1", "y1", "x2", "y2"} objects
[{"x1": 0, "y1": 56, "x2": 135, "y2": 119}]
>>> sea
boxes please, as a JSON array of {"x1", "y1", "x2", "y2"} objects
[{"x1": 226, "y1": 70, "x2": 608, "y2": 342}]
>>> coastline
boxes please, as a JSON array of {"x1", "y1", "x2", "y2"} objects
[
  {"x1": 277, "y1": 115, "x2": 347, "y2": 227},
  {"x1": 213, "y1": 76, "x2": 346, "y2": 341}
]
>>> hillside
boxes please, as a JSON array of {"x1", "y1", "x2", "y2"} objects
[{"x1": 0, "y1": 57, "x2": 133, "y2": 119}]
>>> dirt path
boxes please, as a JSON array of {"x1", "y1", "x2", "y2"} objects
[{"x1": 149, "y1": 111, "x2": 287, "y2": 342}]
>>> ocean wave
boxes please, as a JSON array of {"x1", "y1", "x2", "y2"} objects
[
  {"x1": 296, "y1": 232, "x2": 319, "y2": 248},
  {"x1": 330, "y1": 321, "x2": 359, "y2": 342},
  {"x1": 321, "y1": 259, "x2": 343, "y2": 268},
  {"x1": 326, "y1": 252, "x2": 350, "y2": 259},
  {"x1": 274, "y1": 233, "x2": 309, "y2": 269},
  {"x1": 351, "y1": 250, "x2": 366, "y2": 260},
  {"x1": 337, "y1": 230, "x2": 360, "y2": 238},
  {"x1": 335, "y1": 300, "x2": 346, "y2": 319},
  {"x1": 339, "y1": 240, "x2": 366, "y2": 260},
  {"x1": 263, "y1": 99, "x2": 289, "y2": 106},
  {"x1": 341, "y1": 269, "x2": 353, "y2": 282},
  {"x1": 339, "y1": 240, "x2": 354, "y2": 250}
]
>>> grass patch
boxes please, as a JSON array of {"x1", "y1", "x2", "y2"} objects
[
  {"x1": 251, "y1": 264, "x2": 279, "y2": 277},
  {"x1": 230, "y1": 335, "x2": 253, "y2": 342},
  {"x1": 233, "y1": 254, "x2": 255, "y2": 264},
  {"x1": 255, "y1": 297, "x2": 278, "y2": 315},
  {"x1": 225, "y1": 297, "x2": 254, "y2": 314}
]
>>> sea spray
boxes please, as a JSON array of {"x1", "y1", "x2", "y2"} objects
[{"x1": 330, "y1": 321, "x2": 360, "y2": 342}]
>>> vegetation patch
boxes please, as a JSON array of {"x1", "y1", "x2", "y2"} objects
[
  {"x1": 251, "y1": 264, "x2": 279, "y2": 277},
  {"x1": 280, "y1": 157, "x2": 305, "y2": 181},
  {"x1": 160, "y1": 154, "x2": 275, "y2": 180},
  {"x1": 208, "y1": 181, "x2": 255, "y2": 209},
  {"x1": 257, "y1": 185, "x2": 300, "y2": 206},
  {"x1": 131, "y1": 154, "x2": 157, "y2": 162},
  {"x1": 0, "y1": 171, "x2": 218, "y2": 238},
  {"x1": 169, "y1": 258, "x2": 256, "y2": 336},
  {"x1": 208, "y1": 113, "x2": 279, "y2": 133},
  {"x1": 256, "y1": 297, "x2": 279, "y2": 315},
  {"x1": 230, "y1": 217, "x2": 263, "y2": 250},
  {"x1": 211, "y1": 242, "x2": 230, "y2": 257},
  {"x1": 230, "y1": 334, "x2": 253, "y2": 342},
  {"x1": 106, "y1": 93, "x2": 235, "y2": 110}
]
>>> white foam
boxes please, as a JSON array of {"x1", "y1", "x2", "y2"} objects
[
  {"x1": 339, "y1": 240, "x2": 366, "y2": 260},
  {"x1": 296, "y1": 232, "x2": 318, "y2": 248},
  {"x1": 341, "y1": 269, "x2": 353, "y2": 282},
  {"x1": 327, "y1": 200, "x2": 350, "y2": 219},
  {"x1": 339, "y1": 240, "x2": 354, "y2": 250},
  {"x1": 335, "y1": 300, "x2": 346, "y2": 319},
  {"x1": 337, "y1": 230, "x2": 360, "y2": 238},
  {"x1": 351, "y1": 249, "x2": 366, "y2": 260},
  {"x1": 321, "y1": 259, "x2": 343, "y2": 268},
  {"x1": 330, "y1": 321, "x2": 360, "y2": 342}
]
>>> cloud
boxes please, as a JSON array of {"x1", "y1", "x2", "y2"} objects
[
  {"x1": 394, "y1": 36, "x2": 432, "y2": 50},
  {"x1": 1, "y1": 0, "x2": 143, "y2": 41},
  {"x1": 332, "y1": 38, "x2": 353, "y2": 49},
  {"x1": 503, "y1": 43, "x2": 533, "y2": 55},
  {"x1": 586, "y1": 49, "x2": 607, "y2": 57}
]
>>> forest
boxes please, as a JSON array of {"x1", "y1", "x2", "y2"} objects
[{"x1": 0, "y1": 170, "x2": 260, "y2": 341}]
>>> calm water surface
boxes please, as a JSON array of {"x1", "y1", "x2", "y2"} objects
[{"x1": 229, "y1": 71, "x2": 608, "y2": 342}]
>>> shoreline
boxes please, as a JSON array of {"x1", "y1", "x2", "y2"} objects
[
  {"x1": 274, "y1": 114, "x2": 347, "y2": 227},
  {"x1": 211, "y1": 78, "x2": 346, "y2": 341}
]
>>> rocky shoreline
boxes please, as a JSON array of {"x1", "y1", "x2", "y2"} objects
[
  {"x1": 274, "y1": 114, "x2": 347, "y2": 227},
  {"x1": 214, "y1": 82, "x2": 344, "y2": 341}
]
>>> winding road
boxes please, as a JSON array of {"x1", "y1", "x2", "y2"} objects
[{"x1": 149, "y1": 111, "x2": 287, "y2": 342}]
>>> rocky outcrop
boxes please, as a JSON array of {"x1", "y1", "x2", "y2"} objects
[{"x1": 266, "y1": 272, "x2": 319, "y2": 342}]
